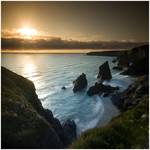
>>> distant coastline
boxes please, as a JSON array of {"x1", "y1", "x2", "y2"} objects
[{"x1": 1, "y1": 49, "x2": 128, "y2": 54}]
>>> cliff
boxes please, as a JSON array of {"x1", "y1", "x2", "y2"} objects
[
  {"x1": 118, "y1": 45, "x2": 149, "y2": 76},
  {"x1": 1, "y1": 67, "x2": 76, "y2": 148},
  {"x1": 71, "y1": 45, "x2": 149, "y2": 149}
]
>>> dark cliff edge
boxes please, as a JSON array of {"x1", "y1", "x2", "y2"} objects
[
  {"x1": 1, "y1": 67, "x2": 76, "y2": 149},
  {"x1": 71, "y1": 45, "x2": 149, "y2": 149},
  {"x1": 86, "y1": 50, "x2": 129, "y2": 56}
]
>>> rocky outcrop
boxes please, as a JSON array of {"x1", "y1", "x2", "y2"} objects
[
  {"x1": 112, "y1": 66, "x2": 123, "y2": 71},
  {"x1": 62, "y1": 120, "x2": 77, "y2": 145},
  {"x1": 117, "y1": 45, "x2": 149, "y2": 76},
  {"x1": 73, "y1": 73, "x2": 87, "y2": 92},
  {"x1": 111, "y1": 75, "x2": 148, "y2": 111},
  {"x1": 87, "y1": 82, "x2": 119, "y2": 96},
  {"x1": 1, "y1": 67, "x2": 76, "y2": 149},
  {"x1": 71, "y1": 90, "x2": 148, "y2": 149},
  {"x1": 71, "y1": 76, "x2": 149, "y2": 149},
  {"x1": 62, "y1": 86, "x2": 66, "y2": 90},
  {"x1": 117, "y1": 51, "x2": 129, "y2": 67},
  {"x1": 112, "y1": 58, "x2": 118, "y2": 63},
  {"x1": 97, "y1": 61, "x2": 112, "y2": 81}
]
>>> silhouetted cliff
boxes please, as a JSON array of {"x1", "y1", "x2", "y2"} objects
[{"x1": 1, "y1": 67, "x2": 76, "y2": 148}]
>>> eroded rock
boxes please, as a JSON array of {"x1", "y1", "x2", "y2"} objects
[
  {"x1": 73, "y1": 73, "x2": 87, "y2": 92},
  {"x1": 97, "y1": 61, "x2": 112, "y2": 81},
  {"x1": 87, "y1": 82, "x2": 119, "y2": 96}
]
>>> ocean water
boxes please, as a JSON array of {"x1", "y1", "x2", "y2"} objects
[{"x1": 2, "y1": 53, "x2": 133, "y2": 134}]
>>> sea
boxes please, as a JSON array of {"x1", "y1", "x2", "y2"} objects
[{"x1": 1, "y1": 53, "x2": 134, "y2": 135}]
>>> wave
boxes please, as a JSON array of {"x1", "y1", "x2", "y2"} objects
[
  {"x1": 75, "y1": 96, "x2": 104, "y2": 135},
  {"x1": 38, "y1": 90, "x2": 57, "y2": 101},
  {"x1": 103, "y1": 73, "x2": 134, "y2": 91}
]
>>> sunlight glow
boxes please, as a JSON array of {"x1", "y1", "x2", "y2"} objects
[
  {"x1": 17, "y1": 27, "x2": 37, "y2": 39},
  {"x1": 24, "y1": 63, "x2": 35, "y2": 75}
]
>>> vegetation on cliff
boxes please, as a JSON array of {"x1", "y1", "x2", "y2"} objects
[
  {"x1": 2, "y1": 44, "x2": 149, "y2": 149},
  {"x1": 71, "y1": 45, "x2": 149, "y2": 149},
  {"x1": 71, "y1": 96, "x2": 148, "y2": 148},
  {"x1": 1, "y1": 67, "x2": 76, "y2": 148}
]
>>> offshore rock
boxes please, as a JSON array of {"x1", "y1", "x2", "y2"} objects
[
  {"x1": 87, "y1": 82, "x2": 119, "y2": 96},
  {"x1": 62, "y1": 86, "x2": 66, "y2": 90},
  {"x1": 73, "y1": 73, "x2": 87, "y2": 92},
  {"x1": 97, "y1": 61, "x2": 112, "y2": 81}
]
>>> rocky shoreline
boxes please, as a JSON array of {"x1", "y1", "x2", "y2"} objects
[
  {"x1": 2, "y1": 44, "x2": 149, "y2": 149},
  {"x1": 71, "y1": 44, "x2": 149, "y2": 148}
]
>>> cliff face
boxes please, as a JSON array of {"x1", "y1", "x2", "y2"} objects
[
  {"x1": 1, "y1": 67, "x2": 76, "y2": 148},
  {"x1": 118, "y1": 45, "x2": 149, "y2": 76}
]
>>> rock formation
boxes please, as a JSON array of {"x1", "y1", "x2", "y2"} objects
[
  {"x1": 62, "y1": 86, "x2": 66, "y2": 90},
  {"x1": 73, "y1": 73, "x2": 87, "y2": 92},
  {"x1": 112, "y1": 66, "x2": 123, "y2": 71},
  {"x1": 1, "y1": 67, "x2": 76, "y2": 149},
  {"x1": 97, "y1": 61, "x2": 112, "y2": 81},
  {"x1": 62, "y1": 120, "x2": 77, "y2": 145},
  {"x1": 111, "y1": 75, "x2": 148, "y2": 111},
  {"x1": 118, "y1": 45, "x2": 148, "y2": 76},
  {"x1": 87, "y1": 82, "x2": 119, "y2": 96}
]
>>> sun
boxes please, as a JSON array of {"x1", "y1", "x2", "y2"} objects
[{"x1": 17, "y1": 27, "x2": 37, "y2": 39}]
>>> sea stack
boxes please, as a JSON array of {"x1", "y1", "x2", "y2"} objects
[
  {"x1": 73, "y1": 73, "x2": 87, "y2": 92},
  {"x1": 97, "y1": 61, "x2": 112, "y2": 81}
]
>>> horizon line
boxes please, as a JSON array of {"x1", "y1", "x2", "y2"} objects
[{"x1": 1, "y1": 49, "x2": 129, "y2": 54}]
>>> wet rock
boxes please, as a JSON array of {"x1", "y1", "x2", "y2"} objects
[
  {"x1": 73, "y1": 73, "x2": 87, "y2": 92},
  {"x1": 62, "y1": 86, "x2": 66, "y2": 90},
  {"x1": 113, "y1": 66, "x2": 123, "y2": 71},
  {"x1": 103, "y1": 93, "x2": 109, "y2": 97},
  {"x1": 97, "y1": 61, "x2": 112, "y2": 81},
  {"x1": 87, "y1": 82, "x2": 119, "y2": 96},
  {"x1": 44, "y1": 109, "x2": 54, "y2": 122},
  {"x1": 111, "y1": 92, "x2": 123, "y2": 108},
  {"x1": 63, "y1": 119, "x2": 77, "y2": 145},
  {"x1": 112, "y1": 58, "x2": 118, "y2": 63},
  {"x1": 112, "y1": 75, "x2": 149, "y2": 111}
]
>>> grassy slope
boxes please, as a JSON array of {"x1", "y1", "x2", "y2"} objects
[
  {"x1": 2, "y1": 67, "x2": 63, "y2": 148},
  {"x1": 71, "y1": 92, "x2": 148, "y2": 149}
]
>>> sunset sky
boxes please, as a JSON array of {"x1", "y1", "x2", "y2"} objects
[{"x1": 1, "y1": 1, "x2": 149, "y2": 50}]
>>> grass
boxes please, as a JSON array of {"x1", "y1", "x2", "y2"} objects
[
  {"x1": 71, "y1": 95, "x2": 149, "y2": 149},
  {"x1": 1, "y1": 67, "x2": 63, "y2": 148}
]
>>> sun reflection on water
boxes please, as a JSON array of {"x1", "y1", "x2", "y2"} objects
[
  {"x1": 21, "y1": 56, "x2": 37, "y2": 81},
  {"x1": 21, "y1": 56, "x2": 46, "y2": 94},
  {"x1": 24, "y1": 63, "x2": 35, "y2": 74}
]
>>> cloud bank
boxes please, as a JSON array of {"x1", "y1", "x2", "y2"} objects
[
  {"x1": 2, "y1": 37, "x2": 147, "y2": 50},
  {"x1": 1, "y1": 30, "x2": 147, "y2": 50}
]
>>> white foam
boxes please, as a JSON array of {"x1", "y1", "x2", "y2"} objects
[
  {"x1": 103, "y1": 73, "x2": 134, "y2": 92},
  {"x1": 65, "y1": 83, "x2": 73, "y2": 88},
  {"x1": 75, "y1": 95, "x2": 104, "y2": 135}
]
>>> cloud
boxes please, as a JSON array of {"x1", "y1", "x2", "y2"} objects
[{"x1": 1, "y1": 30, "x2": 147, "y2": 50}]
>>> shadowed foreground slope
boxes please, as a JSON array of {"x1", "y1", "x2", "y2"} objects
[{"x1": 1, "y1": 67, "x2": 76, "y2": 148}]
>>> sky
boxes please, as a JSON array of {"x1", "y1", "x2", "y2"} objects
[{"x1": 1, "y1": 1, "x2": 149, "y2": 50}]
